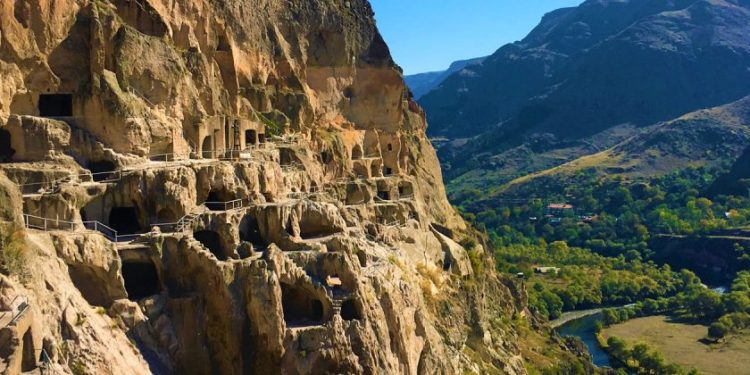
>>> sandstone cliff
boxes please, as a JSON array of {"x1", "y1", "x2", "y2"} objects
[{"x1": 0, "y1": 1, "x2": 577, "y2": 374}]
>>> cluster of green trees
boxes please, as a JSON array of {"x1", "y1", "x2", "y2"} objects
[
  {"x1": 495, "y1": 240, "x2": 697, "y2": 319},
  {"x1": 601, "y1": 271, "x2": 750, "y2": 341},
  {"x1": 455, "y1": 167, "x2": 750, "y2": 261},
  {"x1": 604, "y1": 336, "x2": 697, "y2": 375}
]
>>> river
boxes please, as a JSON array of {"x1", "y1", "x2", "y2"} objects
[
  {"x1": 556, "y1": 311, "x2": 611, "y2": 368},
  {"x1": 554, "y1": 285, "x2": 730, "y2": 369}
]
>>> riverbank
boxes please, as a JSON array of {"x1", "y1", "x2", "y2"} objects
[{"x1": 550, "y1": 308, "x2": 604, "y2": 328}]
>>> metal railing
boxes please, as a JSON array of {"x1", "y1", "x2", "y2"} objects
[
  {"x1": 0, "y1": 296, "x2": 29, "y2": 330},
  {"x1": 23, "y1": 214, "x2": 145, "y2": 243},
  {"x1": 148, "y1": 153, "x2": 188, "y2": 162},
  {"x1": 17, "y1": 170, "x2": 122, "y2": 195},
  {"x1": 205, "y1": 199, "x2": 244, "y2": 211}
]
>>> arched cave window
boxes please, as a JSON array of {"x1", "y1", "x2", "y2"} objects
[
  {"x1": 22, "y1": 329, "x2": 35, "y2": 371},
  {"x1": 202, "y1": 136, "x2": 213, "y2": 159},
  {"x1": 194, "y1": 230, "x2": 227, "y2": 260},
  {"x1": 122, "y1": 261, "x2": 161, "y2": 300}
]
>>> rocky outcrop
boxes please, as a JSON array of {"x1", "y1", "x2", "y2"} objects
[{"x1": 0, "y1": 1, "x2": 553, "y2": 374}]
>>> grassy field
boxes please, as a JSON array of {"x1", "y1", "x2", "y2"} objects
[{"x1": 602, "y1": 315, "x2": 750, "y2": 375}]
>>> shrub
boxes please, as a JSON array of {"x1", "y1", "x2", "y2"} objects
[{"x1": 0, "y1": 225, "x2": 25, "y2": 276}]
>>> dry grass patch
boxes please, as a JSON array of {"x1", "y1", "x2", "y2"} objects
[{"x1": 602, "y1": 315, "x2": 750, "y2": 375}]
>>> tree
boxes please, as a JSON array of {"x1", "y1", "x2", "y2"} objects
[
  {"x1": 708, "y1": 322, "x2": 728, "y2": 341},
  {"x1": 606, "y1": 336, "x2": 627, "y2": 358}
]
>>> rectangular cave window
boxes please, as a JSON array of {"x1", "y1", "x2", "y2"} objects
[
  {"x1": 0, "y1": 129, "x2": 15, "y2": 162},
  {"x1": 38, "y1": 94, "x2": 73, "y2": 117},
  {"x1": 377, "y1": 190, "x2": 390, "y2": 201},
  {"x1": 245, "y1": 129, "x2": 257, "y2": 147},
  {"x1": 383, "y1": 166, "x2": 393, "y2": 176}
]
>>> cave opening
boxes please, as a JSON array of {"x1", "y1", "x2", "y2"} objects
[
  {"x1": 0, "y1": 129, "x2": 15, "y2": 162},
  {"x1": 194, "y1": 230, "x2": 227, "y2": 260},
  {"x1": 383, "y1": 166, "x2": 393, "y2": 176},
  {"x1": 240, "y1": 214, "x2": 267, "y2": 249},
  {"x1": 38, "y1": 94, "x2": 73, "y2": 117},
  {"x1": 245, "y1": 129, "x2": 257, "y2": 147},
  {"x1": 298, "y1": 217, "x2": 338, "y2": 240},
  {"x1": 442, "y1": 252, "x2": 452, "y2": 271},
  {"x1": 356, "y1": 251, "x2": 367, "y2": 268},
  {"x1": 387, "y1": 143, "x2": 393, "y2": 152},
  {"x1": 340, "y1": 299, "x2": 361, "y2": 321},
  {"x1": 281, "y1": 283, "x2": 324, "y2": 326},
  {"x1": 371, "y1": 164, "x2": 379, "y2": 177},
  {"x1": 202, "y1": 135, "x2": 213, "y2": 158},
  {"x1": 217, "y1": 34, "x2": 231, "y2": 52},
  {"x1": 21, "y1": 329, "x2": 35, "y2": 371},
  {"x1": 320, "y1": 150, "x2": 333, "y2": 164},
  {"x1": 109, "y1": 207, "x2": 142, "y2": 235},
  {"x1": 157, "y1": 208, "x2": 178, "y2": 223},
  {"x1": 122, "y1": 261, "x2": 161, "y2": 300},
  {"x1": 88, "y1": 160, "x2": 116, "y2": 182},
  {"x1": 351, "y1": 145, "x2": 363, "y2": 160},
  {"x1": 205, "y1": 190, "x2": 235, "y2": 211},
  {"x1": 258, "y1": 133, "x2": 266, "y2": 144},
  {"x1": 377, "y1": 190, "x2": 390, "y2": 201}
]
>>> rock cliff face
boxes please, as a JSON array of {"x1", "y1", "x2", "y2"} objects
[{"x1": 0, "y1": 1, "x2": 547, "y2": 374}]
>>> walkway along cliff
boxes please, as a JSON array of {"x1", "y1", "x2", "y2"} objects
[{"x1": 0, "y1": 1, "x2": 585, "y2": 374}]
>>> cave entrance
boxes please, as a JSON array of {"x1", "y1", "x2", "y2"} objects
[
  {"x1": 122, "y1": 261, "x2": 161, "y2": 300},
  {"x1": 109, "y1": 207, "x2": 142, "y2": 235},
  {"x1": 0, "y1": 129, "x2": 14, "y2": 162},
  {"x1": 38, "y1": 94, "x2": 73, "y2": 117},
  {"x1": 157, "y1": 208, "x2": 178, "y2": 223},
  {"x1": 320, "y1": 150, "x2": 333, "y2": 164},
  {"x1": 217, "y1": 35, "x2": 231, "y2": 52},
  {"x1": 205, "y1": 190, "x2": 235, "y2": 211},
  {"x1": 194, "y1": 230, "x2": 226, "y2": 260},
  {"x1": 377, "y1": 190, "x2": 390, "y2": 201},
  {"x1": 340, "y1": 299, "x2": 361, "y2": 321},
  {"x1": 88, "y1": 160, "x2": 116, "y2": 182},
  {"x1": 21, "y1": 329, "x2": 35, "y2": 371},
  {"x1": 383, "y1": 166, "x2": 393, "y2": 176},
  {"x1": 298, "y1": 216, "x2": 339, "y2": 240},
  {"x1": 245, "y1": 129, "x2": 257, "y2": 147},
  {"x1": 202, "y1": 135, "x2": 213, "y2": 159},
  {"x1": 240, "y1": 214, "x2": 267, "y2": 249},
  {"x1": 356, "y1": 251, "x2": 367, "y2": 268},
  {"x1": 351, "y1": 145, "x2": 363, "y2": 160},
  {"x1": 258, "y1": 133, "x2": 266, "y2": 144},
  {"x1": 281, "y1": 283, "x2": 324, "y2": 326}
]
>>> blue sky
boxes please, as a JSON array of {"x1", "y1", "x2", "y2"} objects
[{"x1": 370, "y1": 1, "x2": 582, "y2": 75}]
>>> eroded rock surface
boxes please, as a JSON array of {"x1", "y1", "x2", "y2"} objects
[{"x1": 0, "y1": 1, "x2": 543, "y2": 374}]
